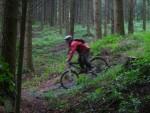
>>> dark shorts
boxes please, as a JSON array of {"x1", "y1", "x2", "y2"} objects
[{"x1": 78, "y1": 51, "x2": 92, "y2": 70}]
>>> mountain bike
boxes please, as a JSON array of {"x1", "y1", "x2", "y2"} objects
[{"x1": 60, "y1": 56, "x2": 110, "y2": 89}]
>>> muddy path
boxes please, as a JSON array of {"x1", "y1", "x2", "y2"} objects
[
  {"x1": 21, "y1": 41, "x2": 67, "y2": 113},
  {"x1": 21, "y1": 90, "x2": 48, "y2": 113},
  {"x1": 21, "y1": 75, "x2": 65, "y2": 113}
]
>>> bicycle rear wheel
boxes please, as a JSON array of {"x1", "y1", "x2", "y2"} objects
[
  {"x1": 60, "y1": 70, "x2": 79, "y2": 89},
  {"x1": 90, "y1": 56, "x2": 109, "y2": 74}
]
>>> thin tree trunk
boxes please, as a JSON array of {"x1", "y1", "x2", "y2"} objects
[
  {"x1": 86, "y1": 0, "x2": 92, "y2": 36},
  {"x1": 143, "y1": 0, "x2": 146, "y2": 31},
  {"x1": 25, "y1": 0, "x2": 34, "y2": 74},
  {"x1": 58, "y1": 0, "x2": 63, "y2": 34},
  {"x1": 69, "y1": 0, "x2": 75, "y2": 36},
  {"x1": 65, "y1": 0, "x2": 70, "y2": 35},
  {"x1": 93, "y1": 0, "x2": 102, "y2": 39},
  {"x1": 128, "y1": 0, "x2": 134, "y2": 34},
  {"x1": 0, "y1": 0, "x2": 3, "y2": 53},
  {"x1": 111, "y1": 0, "x2": 115, "y2": 34},
  {"x1": 104, "y1": 0, "x2": 108, "y2": 36},
  {"x1": 15, "y1": 0, "x2": 28, "y2": 113},
  {"x1": 49, "y1": 0, "x2": 55, "y2": 26},
  {"x1": 147, "y1": 0, "x2": 150, "y2": 20},
  {"x1": 114, "y1": 0, "x2": 125, "y2": 35}
]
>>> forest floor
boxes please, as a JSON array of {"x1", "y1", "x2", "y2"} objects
[
  {"x1": 21, "y1": 26, "x2": 150, "y2": 113},
  {"x1": 20, "y1": 46, "x2": 132, "y2": 113},
  {"x1": 21, "y1": 28, "x2": 94, "y2": 113},
  {"x1": 21, "y1": 83, "x2": 61, "y2": 113},
  {"x1": 21, "y1": 27, "x2": 100, "y2": 113}
]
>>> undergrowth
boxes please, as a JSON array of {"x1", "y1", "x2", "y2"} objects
[
  {"x1": 23, "y1": 23, "x2": 150, "y2": 112},
  {"x1": 43, "y1": 32, "x2": 150, "y2": 113}
]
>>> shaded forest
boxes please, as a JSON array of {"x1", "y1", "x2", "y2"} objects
[{"x1": 0, "y1": 0, "x2": 150, "y2": 113}]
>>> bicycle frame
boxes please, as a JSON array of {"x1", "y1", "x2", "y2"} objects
[
  {"x1": 67, "y1": 62, "x2": 92, "y2": 74},
  {"x1": 66, "y1": 62, "x2": 80, "y2": 74}
]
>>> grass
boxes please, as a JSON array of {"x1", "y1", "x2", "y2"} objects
[
  {"x1": 24, "y1": 22, "x2": 150, "y2": 83},
  {"x1": 22, "y1": 22, "x2": 150, "y2": 112},
  {"x1": 90, "y1": 35, "x2": 122, "y2": 54},
  {"x1": 41, "y1": 31, "x2": 150, "y2": 113}
]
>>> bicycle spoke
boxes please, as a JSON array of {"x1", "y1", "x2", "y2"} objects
[
  {"x1": 60, "y1": 70, "x2": 78, "y2": 89},
  {"x1": 91, "y1": 57, "x2": 109, "y2": 74}
]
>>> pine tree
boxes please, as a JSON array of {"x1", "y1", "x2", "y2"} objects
[{"x1": 1, "y1": 0, "x2": 19, "y2": 112}]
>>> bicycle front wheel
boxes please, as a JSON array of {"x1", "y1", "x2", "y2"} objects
[
  {"x1": 90, "y1": 56, "x2": 109, "y2": 74},
  {"x1": 60, "y1": 70, "x2": 79, "y2": 89}
]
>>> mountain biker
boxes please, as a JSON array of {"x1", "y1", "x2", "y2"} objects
[{"x1": 64, "y1": 35, "x2": 92, "y2": 72}]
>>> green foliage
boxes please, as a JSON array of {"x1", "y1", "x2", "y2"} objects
[
  {"x1": 116, "y1": 38, "x2": 142, "y2": 52},
  {"x1": 90, "y1": 35, "x2": 122, "y2": 55},
  {"x1": 127, "y1": 32, "x2": 150, "y2": 57},
  {"x1": 23, "y1": 75, "x2": 45, "y2": 90},
  {"x1": 32, "y1": 28, "x2": 63, "y2": 47},
  {"x1": 119, "y1": 96, "x2": 141, "y2": 113},
  {"x1": 77, "y1": 75, "x2": 91, "y2": 86},
  {"x1": 0, "y1": 58, "x2": 15, "y2": 103},
  {"x1": 86, "y1": 88, "x2": 104, "y2": 102},
  {"x1": 24, "y1": 23, "x2": 150, "y2": 112},
  {"x1": 32, "y1": 26, "x2": 66, "y2": 75},
  {"x1": 43, "y1": 91, "x2": 69, "y2": 110},
  {"x1": 42, "y1": 32, "x2": 150, "y2": 112}
]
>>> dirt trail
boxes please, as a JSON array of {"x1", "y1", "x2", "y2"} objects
[
  {"x1": 21, "y1": 37, "x2": 67, "y2": 113},
  {"x1": 21, "y1": 59, "x2": 129, "y2": 113},
  {"x1": 21, "y1": 90, "x2": 48, "y2": 113},
  {"x1": 21, "y1": 76, "x2": 64, "y2": 113},
  {"x1": 21, "y1": 75, "x2": 75, "y2": 113}
]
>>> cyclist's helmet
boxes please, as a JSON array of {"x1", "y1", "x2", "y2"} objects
[{"x1": 64, "y1": 35, "x2": 73, "y2": 40}]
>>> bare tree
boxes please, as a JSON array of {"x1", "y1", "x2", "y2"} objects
[
  {"x1": 111, "y1": 0, "x2": 115, "y2": 34},
  {"x1": 1, "y1": 0, "x2": 19, "y2": 112},
  {"x1": 114, "y1": 0, "x2": 125, "y2": 35},
  {"x1": 0, "y1": 0, "x2": 3, "y2": 52},
  {"x1": 143, "y1": 0, "x2": 147, "y2": 31},
  {"x1": 93, "y1": 0, "x2": 102, "y2": 39},
  {"x1": 24, "y1": 0, "x2": 34, "y2": 75},
  {"x1": 69, "y1": 0, "x2": 75, "y2": 36},
  {"x1": 58, "y1": 0, "x2": 63, "y2": 34},
  {"x1": 86, "y1": 0, "x2": 92, "y2": 36},
  {"x1": 128, "y1": 0, "x2": 135, "y2": 33},
  {"x1": 104, "y1": 0, "x2": 109, "y2": 36},
  {"x1": 65, "y1": 0, "x2": 70, "y2": 35},
  {"x1": 15, "y1": 0, "x2": 28, "y2": 113}
]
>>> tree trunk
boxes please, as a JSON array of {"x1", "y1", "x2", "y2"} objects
[
  {"x1": 24, "y1": 0, "x2": 34, "y2": 75},
  {"x1": 128, "y1": 0, "x2": 134, "y2": 34},
  {"x1": 58, "y1": 0, "x2": 63, "y2": 34},
  {"x1": 15, "y1": 0, "x2": 28, "y2": 113},
  {"x1": 93, "y1": 0, "x2": 102, "y2": 39},
  {"x1": 123, "y1": 0, "x2": 129, "y2": 22},
  {"x1": 0, "y1": 0, "x2": 3, "y2": 53},
  {"x1": 147, "y1": 0, "x2": 150, "y2": 20},
  {"x1": 65, "y1": 0, "x2": 70, "y2": 35},
  {"x1": 49, "y1": 0, "x2": 55, "y2": 26},
  {"x1": 111, "y1": 0, "x2": 115, "y2": 34},
  {"x1": 1, "y1": 0, "x2": 19, "y2": 112},
  {"x1": 69, "y1": 0, "x2": 75, "y2": 36},
  {"x1": 143, "y1": 0, "x2": 146, "y2": 31},
  {"x1": 86, "y1": 0, "x2": 92, "y2": 36},
  {"x1": 114, "y1": 0, "x2": 125, "y2": 35},
  {"x1": 104, "y1": 0, "x2": 108, "y2": 36}
]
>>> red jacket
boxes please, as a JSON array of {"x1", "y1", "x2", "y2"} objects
[{"x1": 67, "y1": 40, "x2": 90, "y2": 61}]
